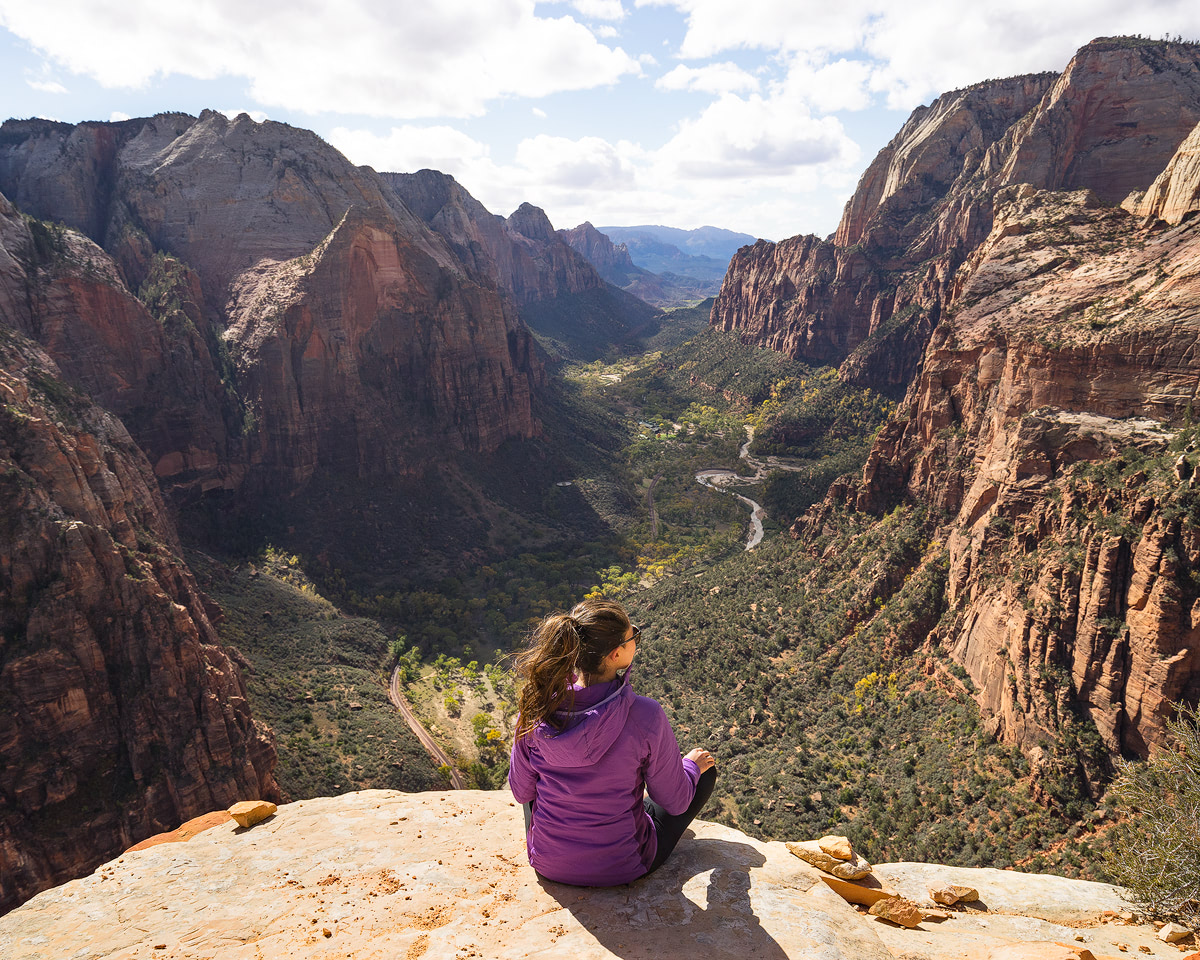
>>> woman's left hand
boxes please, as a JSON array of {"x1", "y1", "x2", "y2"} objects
[{"x1": 686, "y1": 747, "x2": 716, "y2": 772}]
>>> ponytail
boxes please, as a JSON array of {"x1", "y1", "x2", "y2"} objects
[{"x1": 513, "y1": 599, "x2": 631, "y2": 740}]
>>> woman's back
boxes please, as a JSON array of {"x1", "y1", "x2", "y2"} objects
[{"x1": 509, "y1": 672, "x2": 697, "y2": 885}]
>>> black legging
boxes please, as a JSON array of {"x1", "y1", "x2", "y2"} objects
[
  {"x1": 521, "y1": 765, "x2": 718, "y2": 882},
  {"x1": 644, "y1": 765, "x2": 718, "y2": 874}
]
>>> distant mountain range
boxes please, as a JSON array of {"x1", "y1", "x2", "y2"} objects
[{"x1": 597, "y1": 224, "x2": 760, "y2": 285}]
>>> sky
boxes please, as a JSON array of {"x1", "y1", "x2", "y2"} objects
[{"x1": 3, "y1": 2, "x2": 1200, "y2": 243}]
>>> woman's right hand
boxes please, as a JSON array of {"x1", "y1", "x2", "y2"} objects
[{"x1": 686, "y1": 747, "x2": 716, "y2": 772}]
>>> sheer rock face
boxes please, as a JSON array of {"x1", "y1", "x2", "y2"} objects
[
  {"x1": 225, "y1": 206, "x2": 541, "y2": 489},
  {"x1": 803, "y1": 184, "x2": 1200, "y2": 761},
  {"x1": 0, "y1": 333, "x2": 278, "y2": 915},
  {"x1": 383, "y1": 170, "x2": 603, "y2": 306},
  {"x1": 1128, "y1": 119, "x2": 1200, "y2": 225},
  {"x1": 0, "y1": 193, "x2": 240, "y2": 497},
  {"x1": 0, "y1": 116, "x2": 542, "y2": 499},
  {"x1": 714, "y1": 39, "x2": 1200, "y2": 392}
]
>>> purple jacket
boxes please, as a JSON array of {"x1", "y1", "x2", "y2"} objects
[{"x1": 509, "y1": 668, "x2": 700, "y2": 885}]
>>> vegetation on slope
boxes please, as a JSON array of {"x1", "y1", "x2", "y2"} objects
[{"x1": 627, "y1": 506, "x2": 1108, "y2": 878}]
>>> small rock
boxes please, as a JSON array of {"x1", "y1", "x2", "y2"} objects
[
  {"x1": 817, "y1": 835, "x2": 853, "y2": 861},
  {"x1": 322, "y1": 927, "x2": 332, "y2": 938},
  {"x1": 929, "y1": 883, "x2": 980, "y2": 906},
  {"x1": 816, "y1": 873, "x2": 899, "y2": 906},
  {"x1": 786, "y1": 840, "x2": 872, "y2": 880},
  {"x1": 1138, "y1": 946, "x2": 1151, "y2": 954},
  {"x1": 228, "y1": 800, "x2": 278, "y2": 828},
  {"x1": 868, "y1": 896, "x2": 924, "y2": 928},
  {"x1": 1159, "y1": 922, "x2": 1191, "y2": 943}
]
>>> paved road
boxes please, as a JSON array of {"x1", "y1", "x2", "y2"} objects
[{"x1": 388, "y1": 667, "x2": 466, "y2": 789}]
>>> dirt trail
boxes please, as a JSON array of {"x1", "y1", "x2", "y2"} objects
[{"x1": 389, "y1": 668, "x2": 466, "y2": 789}]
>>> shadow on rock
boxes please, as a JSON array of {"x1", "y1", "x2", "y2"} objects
[{"x1": 539, "y1": 836, "x2": 788, "y2": 960}]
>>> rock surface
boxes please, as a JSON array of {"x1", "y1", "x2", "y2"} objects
[
  {"x1": 0, "y1": 791, "x2": 1182, "y2": 960},
  {"x1": 1129, "y1": 119, "x2": 1200, "y2": 225}
]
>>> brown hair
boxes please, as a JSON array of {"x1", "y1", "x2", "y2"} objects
[{"x1": 513, "y1": 598, "x2": 632, "y2": 740}]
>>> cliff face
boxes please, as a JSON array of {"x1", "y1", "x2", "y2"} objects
[
  {"x1": 802, "y1": 175, "x2": 1200, "y2": 765},
  {"x1": 225, "y1": 206, "x2": 540, "y2": 489},
  {"x1": 714, "y1": 39, "x2": 1200, "y2": 392},
  {"x1": 0, "y1": 331, "x2": 277, "y2": 914},
  {"x1": 0, "y1": 193, "x2": 239, "y2": 497},
  {"x1": 382, "y1": 170, "x2": 603, "y2": 305},
  {"x1": 1128, "y1": 119, "x2": 1200, "y2": 225},
  {"x1": 0, "y1": 115, "x2": 543, "y2": 500}
]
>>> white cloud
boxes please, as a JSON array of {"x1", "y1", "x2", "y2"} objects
[
  {"x1": 595, "y1": 24, "x2": 619, "y2": 38},
  {"x1": 109, "y1": 110, "x2": 130, "y2": 121},
  {"x1": 569, "y1": 0, "x2": 626, "y2": 19},
  {"x1": 515, "y1": 134, "x2": 640, "y2": 189},
  {"x1": 26, "y1": 78, "x2": 67, "y2": 94},
  {"x1": 656, "y1": 62, "x2": 759, "y2": 95},
  {"x1": 640, "y1": 0, "x2": 1200, "y2": 111},
  {"x1": 330, "y1": 107, "x2": 857, "y2": 239},
  {"x1": 777, "y1": 58, "x2": 874, "y2": 113},
  {"x1": 220, "y1": 108, "x2": 268, "y2": 123},
  {"x1": 0, "y1": 0, "x2": 641, "y2": 118},
  {"x1": 532, "y1": 107, "x2": 548, "y2": 119},
  {"x1": 329, "y1": 125, "x2": 494, "y2": 178},
  {"x1": 657, "y1": 93, "x2": 859, "y2": 178}
]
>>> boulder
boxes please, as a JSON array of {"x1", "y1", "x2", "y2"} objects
[
  {"x1": 818, "y1": 835, "x2": 854, "y2": 860},
  {"x1": 228, "y1": 800, "x2": 278, "y2": 829},
  {"x1": 930, "y1": 883, "x2": 981, "y2": 906},
  {"x1": 869, "y1": 895, "x2": 925, "y2": 928}
]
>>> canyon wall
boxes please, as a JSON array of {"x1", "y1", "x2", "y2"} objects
[
  {"x1": 800, "y1": 157, "x2": 1200, "y2": 765},
  {"x1": 0, "y1": 323, "x2": 277, "y2": 913}
]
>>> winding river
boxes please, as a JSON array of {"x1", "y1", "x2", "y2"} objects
[{"x1": 695, "y1": 426, "x2": 809, "y2": 551}]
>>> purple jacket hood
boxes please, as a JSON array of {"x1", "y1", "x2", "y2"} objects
[{"x1": 526, "y1": 668, "x2": 634, "y2": 768}]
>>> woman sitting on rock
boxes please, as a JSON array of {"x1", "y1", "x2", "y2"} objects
[{"x1": 508, "y1": 597, "x2": 717, "y2": 885}]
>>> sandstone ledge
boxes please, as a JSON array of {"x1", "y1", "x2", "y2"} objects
[{"x1": 0, "y1": 791, "x2": 1181, "y2": 960}]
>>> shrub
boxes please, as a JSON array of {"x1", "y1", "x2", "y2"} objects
[{"x1": 1103, "y1": 705, "x2": 1200, "y2": 923}]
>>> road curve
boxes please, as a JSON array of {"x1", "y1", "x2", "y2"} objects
[{"x1": 389, "y1": 667, "x2": 466, "y2": 789}]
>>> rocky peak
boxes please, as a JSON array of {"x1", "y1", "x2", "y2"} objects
[
  {"x1": 558, "y1": 221, "x2": 637, "y2": 275},
  {"x1": 384, "y1": 173, "x2": 605, "y2": 307},
  {"x1": 505, "y1": 201, "x2": 558, "y2": 243},
  {"x1": 716, "y1": 38, "x2": 1200, "y2": 392}
]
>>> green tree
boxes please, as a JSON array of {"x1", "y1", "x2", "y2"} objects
[{"x1": 1103, "y1": 705, "x2": 1200, "y2": 923}]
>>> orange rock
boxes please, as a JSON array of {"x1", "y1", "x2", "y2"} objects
[
  {"x1": 229, "y1": 800, "x2": 278, "y2": 829},
  {"x1": 868, "y1": 896, "x2": 924, "y2": 928},
  {"x1": 126, "y1": 812, "x2": 234, "y2": 852}
]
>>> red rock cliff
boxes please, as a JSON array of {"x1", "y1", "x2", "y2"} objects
[
  {"x1": 0, "y1": 115, "x2": 543, "y2": 500},
  {"x1": 801, "y1": 177, "x2": 1200, "y2": 767},
  {"x1": 0, "y1": 331, "x2": 277, "y2": 914},
  {"x1": 225, "y1": 205, "x2": 541, "y2": 489}
]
